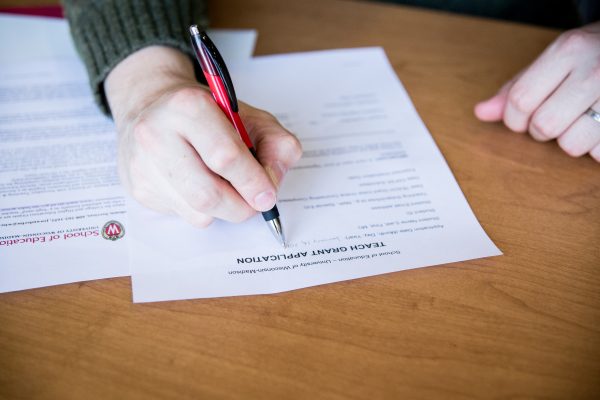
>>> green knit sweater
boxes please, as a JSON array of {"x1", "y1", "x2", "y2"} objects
[{"x1": 62, "y1": 0, "x2": 209, "y2": 115}]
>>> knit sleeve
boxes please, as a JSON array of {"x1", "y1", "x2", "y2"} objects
[{"x1": 62, "y1": 0, "x2": 209, "y2": 115}]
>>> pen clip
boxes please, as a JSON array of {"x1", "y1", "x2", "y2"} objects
[{"x1": 190, "y1": 27, "x2": 239, "y2": 112}]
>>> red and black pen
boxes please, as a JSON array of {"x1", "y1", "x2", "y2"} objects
[{"x1": 189, "y1": 26, "x2": 285, "y2": 247}]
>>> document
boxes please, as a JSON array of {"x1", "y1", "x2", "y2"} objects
[
  {"x1": 129, "y1": 47, "x2": 502, "y2": 302},
  {"x1": 0, "y1": 13, "x2": 257, "y2": 293},
  {"x1": 0, "y1": 14, "x2": 257, "y2": 65}
]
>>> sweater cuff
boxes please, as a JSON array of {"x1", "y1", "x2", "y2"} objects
[{"x1": 64, "y1": 0, "x2": 209, "y2": 115}]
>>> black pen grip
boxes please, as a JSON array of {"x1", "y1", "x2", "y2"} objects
[{"x1": 261, "y1": 205, "x2": 280, "y2": 222}]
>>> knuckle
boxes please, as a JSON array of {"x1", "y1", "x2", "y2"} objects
[
  {"x1": 557, "y1": 29, "x2": 588, "y2": 53},
  {"x1": 281, "y1": 133, "x2": 303, "y2": 161},
  {"x1": 507, "y1": 85, "x2": 534, "y2": 114},
  {"x1": 557, "y1": 136, "x2": 585, "y2": 157},
  {"x1": 240, "y1": 172, "x2": 268, "y2": 196},
  {"x1": 169, "y1": 87, "x2": 212, "y2": 112},
  {"x1": 169, "y1": 87, "x2": 201, "y2": 104},
  {"x1": 189, "y1": 188, "x2": 222, "y2": 212},
  {"x1": 504, "y1": 118, "x2": 526, "y2": 134},
  {"x1": 187, "y1": 213, "x2": 214, "y2": 228},
  {"x1": 530, "y1": 113, "x2": 559, "y2": 140},
  {"x1": 132, "y1": 119, "x2": 155, "y2": 148},
  {"x1": 207, "y1": 145, "x2": 242, "y2": 172}
]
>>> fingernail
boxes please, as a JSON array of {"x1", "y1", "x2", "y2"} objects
[
  {"x1": 475, "y1": 98, "x2": 494, "y2": 110},
  {"x1": 254, "y1": 190, "x2": 276, "y2": 211},
  {"x1": 265, "y1": 166, "x2": 278, "y2": 188},
  {"x1": 474, "y1": 102, "x2": 487, "y2": 117},
  {"x1": 474, "y1": 97, "x2": 504, "y2": 122},
  {"x1": 266, "y1": 161, "x2": 287, "y2": 188}
]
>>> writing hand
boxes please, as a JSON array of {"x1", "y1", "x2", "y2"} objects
[{"x1": 105, "y1": 46, "x2": 302, "y2": 227}]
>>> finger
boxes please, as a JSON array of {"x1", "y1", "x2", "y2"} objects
[
  {"x1": 258, "y1": 132, "x2": 302, "y2": 188},
  {"x1": 240, "y1": 106, "x2": 303, "y2": 187},
  {"x1": 137, "y1": 152, "x2": 216, "y2": 228},
  {"x1": 149, "y1": 169, "x2": 216, "y2": 228},
  {"x1": 169, "y1": 194, "x2": 215, "y2": 228},
  {"x1": 182, "y1": 114, "x2": 278, "y2": 212},
  {"x1": 474, "y1": 76, "x2": 517, "y2": 122},
  {"x1": 152, "y1": 134, "x2": 257, "y2": 223},
  {"x1": 128, "y1": 151, "x2": 174, "y2": 214},
  {"x1": 156, "y1": 90, "x2": 279, "y2": 212},
  {"x1": 557, "y1": 102, "x2": 600, "y2": 157},
  {"x1": 504, "y1": 48, "x2": 573, "y2": 132},
  {"x1": 131, "y1": 112, "x2": 257, "y2": 223},
  {"x1": 529, "y1": 71, "x2": 600, "y2": 141}
]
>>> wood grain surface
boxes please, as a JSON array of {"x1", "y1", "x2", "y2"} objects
[{"x1": 1, "y1": 0, "x2": 599, "y2": 399}]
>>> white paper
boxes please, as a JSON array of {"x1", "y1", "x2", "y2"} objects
[
  {"x1": 0, "y1": 14, "x2": 258, "y2": 65},
  {"x1": 129, "y1": 47, "x2": 502, "y2": 302},
  {"x1": 0, "y1": 13, "x2": 258, "y2": 293},
  {"x1": 207, "y1": 30, "x2": 258, "y2": 65},
  {"x1": 0, "y1": 56, "x2": 130, "y2": 292},
  {"x1": 0, "y1": 14, "x2": 78, "y2": 63}
]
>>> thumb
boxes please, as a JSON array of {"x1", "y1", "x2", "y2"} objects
[
  {"x1": 474, "y1": 77, "x2": 516, "y2": 122},
  {"x1": 240, "y1": 103, "x2": 303, "y2": 189},
  {"x1": 257, "y1": 125, "x2": 302, "y2": 189}
]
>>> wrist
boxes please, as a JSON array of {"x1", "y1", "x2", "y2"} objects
[{"x1": 105, "y1": 46, "x2": 198, "y2": 126}]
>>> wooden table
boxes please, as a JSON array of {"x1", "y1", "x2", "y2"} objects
[{"x1": 1, "y1": 0, "x2": 599, "y2": 398}]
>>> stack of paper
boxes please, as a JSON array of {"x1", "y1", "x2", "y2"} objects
[{"x1": 0, "y1": 14, "x2": 500, "y2": 302}]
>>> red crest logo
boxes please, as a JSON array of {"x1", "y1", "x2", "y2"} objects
[{"x1": 102, "y1": 220, "x2": 125, "y2": 241}]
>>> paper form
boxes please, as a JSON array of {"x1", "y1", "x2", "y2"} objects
[
  {"x1": 0, "y1": 13, "x2": 257, "y2": 293},
  {"x1": 129, "y1": 47, "x2": 501, "y2": 302},
  {"x1": 0, "y1": 14, "x2": 257, "y2": 65}
]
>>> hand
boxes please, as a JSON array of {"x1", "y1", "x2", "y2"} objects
[
  {"x1": 105, "y1": 46, "x2": 302, "y2": 227},
  {"x1": 474, "y1": 22, "x2": 600, "y2": 162}
]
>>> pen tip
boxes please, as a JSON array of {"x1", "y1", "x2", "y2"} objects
[
  {"x1": 189, "y1": 25, "x2": 200, "y2": 35},
  {"x1": 266, "y1": 217, "x2": 286, "y2": 248}
]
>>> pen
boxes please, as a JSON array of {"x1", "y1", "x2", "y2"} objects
[{"x1": 189, "y1": 26, "x2": 286, "y2": 247}]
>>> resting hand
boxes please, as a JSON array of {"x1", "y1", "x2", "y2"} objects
[
  {"x1": 105, "y1": 46, "x2": 302, "y2": 227},
  {"x1": 475, "y1": 22, "x2": 600, "y2": 162}
]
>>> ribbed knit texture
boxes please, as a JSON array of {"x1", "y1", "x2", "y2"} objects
[{"x1": 63, "y1": 0, "x2": 209, "y2": 115}]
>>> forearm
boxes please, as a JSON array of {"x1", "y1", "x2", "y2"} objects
[{"x1": 62, "y1": 0, "x2": 208, "y2": 115}]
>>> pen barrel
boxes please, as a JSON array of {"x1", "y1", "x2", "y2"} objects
[
  {"x1": 204, "y1": 73, "x2": 279, "y2": 222},
  {"x1": 206, "y1": 74, "x2": 280, "y2": 222},
  {"x1": 190, "y1": 29, "x2": 283, "y2": 236},
  {"x1": 230, "y1": 111, "x2": 254, "y2": 149},
  {"x1": 190, "y1": 33, "x2": 217, "y2": 76},
  {"x1": 204, "y1": 73, "x2": 255, "y2": 150}
]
